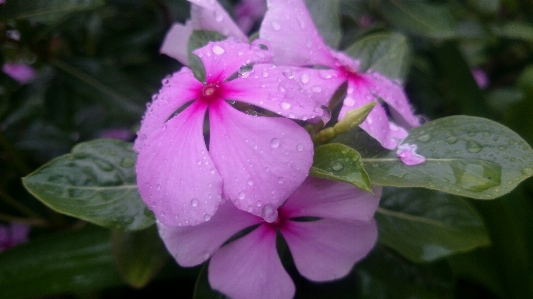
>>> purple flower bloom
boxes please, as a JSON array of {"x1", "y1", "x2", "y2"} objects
[
  {"x1": 396, "y1": 143, "x2": 425, "y2": 166},
  {"x1": 259, "y1": 0, "x2": 420, "y2": 149},
  {"x1": 135, "y1": 39, "x2": 325, "y2": 226},
  {"x1": 0, "y1": 223, "x2": 29, "y2": 251},
  {"x1": 2, "y1": 63, "x2": 36, "y2": 84},
  {"x1": 471, "y1": 68, "x2": 489, "y2": 90},
  {"x1": 158, "y1": 178, "x2": 380, "y2": 299},
  {"x1": 160, "y1": 0, "x2": 248, "y2": 66},
  {"x1": 235, "y1": 0, "x2": 267, "y2": 33}
]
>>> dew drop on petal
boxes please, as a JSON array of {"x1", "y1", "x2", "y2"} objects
[
  {"x1": 212, "y1": 45, "x2": 225, "y2": 55},
  {"x1": 277, "y1": 177, "x2": 284, "y2": 184},
  {"x1": 204, "y1": 214, "x2": 212, "y2": 221},
  {"x1": 270, "y1": 138, "x2": 280, "y2": 148},
  {"x1": 239, "y1": 191, "x2": 246, "y2": 200},
  {"x1": 296, "y1": 144, "x2": 304, "y2": 151},
  {"x1": 312, "y1": 86, "x2": 322, "y2": 93},
  {"x1": 280, "y1": 102, "x2": 291, "y2": 109},
  {"x1": 300, "y1": 74, "x2": 310, "y2": 84},
  {"x1": 191, "y1": 198, "x2": 199, "y2": 207},
  {"x1": 247, "y1": 179, "x2": 254, "y2": 186},
  {"x1": 283, "y1": 68, "x2": 295, "y2": 79},
  {"x1": 344, "y1": 97, "x2": 355, "y2": 106},
  {"x1": 261, "y1": 204, "x2": 278, "y2": 223}
]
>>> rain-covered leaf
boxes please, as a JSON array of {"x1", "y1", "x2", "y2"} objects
[
  {"x1": 356, "y1": 247, "x2": 454, "y2": 299},
  {"x1": 376, "y1": 187, "x2": 490, "y2": 262},
  {"x1": 0, "y1": 0, "x2": 105, "y2": 23},
  {"x1": 345, "y1": 33, "x2": 410, "y2": 81},
  {"x1": 305, "y1": 0, "x2": 341, "y2": 48},
  {"x1": 188, "y1": 30, "x2": 227, "y2": 82},
  {"x1": 112, "y1": 226, "x2": 169, "y2": 288},
  {"x1": 0, "y1": 225, "x2": 123, "y2": 299},
  {"x1": 380, "y1": 1, "x2": 456, "y2": 39},
  {"x1": 22, "y1": 139, "x2": 154, "y2": 231},
  {"x1": 311, "y1": 143, "x2": 372, "y2": 192},
  {"x1": 335, "y1": 115, "x2": 533, "y2": 199}
]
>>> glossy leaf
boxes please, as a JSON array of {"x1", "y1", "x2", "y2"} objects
[
  {"x1": 22, "y1": 139, "x2": 155, "y2": 231},
  {"x1": 304, "y1": 0, "x2": 341, "y2": 48},
  {"x1": 335, "y1": 116, "x2": 533, "y2": 199},
  {"x1": 0, "y1": 0, "x2": 105, "y2": 22},
  {"x1": 311, "y1": 143, "x2": 372, "y2": 192},
  {"x1": 112, "y1": 226, "x2": 169, "y2": 288},
  {"x1": 345, "y1": 33, "x2": 410, "y2": 81},
  {"x1": 379, "y1": 1, "x2": 456, "y2": 39},
  {"x1": 376, "y1": 187, "x2": 490, "y2": 262},
  {"x1": 0, "y1": 225, "x2": 123, "y2": 299},
  {"x1": 188, "y1": 30, "x2": 227, "y2": 82},
  {"x1": 356, "y1": 247, "x2": 454, "y2": 299}
]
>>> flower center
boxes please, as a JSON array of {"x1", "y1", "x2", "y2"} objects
[{"x1": 200, "y1": 83, "x2": 222, "y2": 104}]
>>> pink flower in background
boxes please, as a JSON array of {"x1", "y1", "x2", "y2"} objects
[
  {"x1": 135, "y1": 39, "x2": 324, "y2": 226},
  {"x1": 158, "y1": 178, "x2": 380, "y2": 299},
  {"x1": 259, "y1": 0, "x2": 420, "y2": 150},
  {"x1": 160, "y1": 0, "x2": 247, "y2": 66},
  {"x1": 0, "y1": 223, "x2": 29, "y2": 251},
  {"x1": 235, "y1": 0, "x2": 267, "y2": 33},
  {"x1": 396, "y1": 143, "x2": 425, "y2": 166},
  {"x1": 2, "y1": 63, "x2": 36, "y2": 84},
  {"x1": 471, "y1": 68, "x2": 489, "y2": 90}
]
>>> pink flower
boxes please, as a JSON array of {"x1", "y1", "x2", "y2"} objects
[
  {"x1": 396, "y1": 143, "x2": 425, "y2": 166},
  {"x1": 160, "y1": 0, "x2": 248, "y2": 66},
  {"x1": 235, "y1": 0, "x2": 267, "y2": 33},
  {"x1": 135, "y1": 38, "x2": 325, "y2": 226},
  {"x1": 471, "y1": 68, "x2": 489, "y2": 90},
  {"x1": 158, "y1": 178, "x2": 380, "y2": 299},
  {"x1": 0, "y1": 223, "x2": 30, "y2": 251},
  {"x1": 2, "y1": 63, "x2": 36, "y2": 84},
  {"x1": 259, "y1": 0, "x2": 420, "y2": 149}
]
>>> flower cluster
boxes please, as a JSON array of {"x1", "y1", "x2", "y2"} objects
[{"x1": 134, "y1": 0, "x2": 422, "y2": 298}]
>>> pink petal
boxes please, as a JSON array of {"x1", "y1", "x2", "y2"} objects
[
  {"x1": 189, "y1": 0, "x2": 247, "y2": 42},
  {"x1": 282, "y1": 178, "x2": 381, "y2": 222},
  {"x1": 134, "y1": 68, "x2": 202, "y2": 152},
  {"x1": 259, "y1": 0, "x2": 335, "y2": 67},
  {"x1": 365, "y1": 73, "x2": 420, "y2": 129},
  {"x1": 2, "y1": 63, "x2": 36, "y2": 84},
  {"x1": 339, "y1": 79, "x2": 408, "y2": 150},
  {"x1": 396, "y1": 143, "x2": 426, "y2": 166},
  {"x1": 136, "y1": 101, "x2": 223, "y2": 226},
  {"x1": 223, "y1": 64, "x2": 334, "y2": 121},
  {"x1": 193, "y1": 39, "x2": 273, "y2": 83},
  {"x1": 208, "y1": 100, "x2": 313, "y2": 221},
  {"x1": 291, "y1": 67, "x2": 345, "y2": 106},
  {"x1": 281, "y1": 218, "x2": 377, "y2": 282},
  {"x1": 157, "y1": 201, "x2": 261, "y2": 267},
  {"x1": 235, "y1": 0, "x2": 267, "y2": 33},
  {"x1": 209, "y1": 225, "x2": 295, "y2": 299},
  {"x1": 160, "y1": 21, "x2": 194, "y2": 65}
]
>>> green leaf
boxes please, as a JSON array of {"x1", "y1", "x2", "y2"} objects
[
  {"x1": 193, "y1": 264, "x2": 230, "y2": 299},
  {"x1": 345, "y1": 33, "x2": 410, "y2": 80},
  {"x1": 112, "y1": 226, "x2": 169, "y2": 288},
  {"x1": 22, "y1": 139, "x2": 155, "y2": 231},
  {"x1": 304, "y1": 0, "x2": 341, "y2": 48},
  {"x1": 376, "y1": 187, "x2": 490, "y2": 262},
  {"x1": 380, "y1": 1, "x2": 456, "y2": 39},
  {"x1": 356, "y1": 247, "x2": 454, "y2": 299},
  {"x1": 314, "y1": 101, "x2": 376, "y2": 144},
  {"x1": 335, "y1": 116, "x2": 533, "y2": 199},
  {"x1": 492, "y1": 22, "x2": 533, "y2": 41},
  {"x1": 188, "y1": 30, "x2": 227, "y2": 82},
  {"x1": 0, "y1": 225, "x2": 123, "y2": 299},
  {"x1": 0, "y1": 0, "x2": 105, "y2": 23},
  {"x1": 311, "y1": 143, "x2": 372, "y2": 192}
]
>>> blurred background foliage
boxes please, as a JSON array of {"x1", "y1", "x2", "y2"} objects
[{"x1": 0, "y1": 0, "x2": 533, "y2": 298}]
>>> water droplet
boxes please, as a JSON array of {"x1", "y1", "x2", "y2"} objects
[
  {"x1": 204, "y1": 214, "x2": 212, "y2": 221},
  {"x1": 191, "y1": 198, "x2": 198, "y2": 207},
  {"x1": 214, "y1": 10, "x2": 223, "y2": 21},
  {"x1": 283, "y1": 68, "x2": 295, "y2": 79},
  {"x1": 270, "y1": 138, "x2": 280, "y2": 148},
  {"x1": 296, "y1": 144, "x2": 304, "y2": 151},
  {"x1": 331, "y1": 161, "x2": 343, "y2": 171},
  {"x1": 451, "y1": 160, "x2": 501, "y2": 192},
  {"x1": 344, "y1": 97, "x2": 355, "y2": 106},
  {"x1": 212, "y1": 45, "x2": 225, "y2": 55},
  {"x1": 521, "y1": 167, "x2": 533, "y2": 176},
  {"x1": 277, "y1": 177, "x2": 284, "y2": 184},
  {"x1": 466, "y1": 140, "x2": 482, "y2": 153},
  {"x1": 280, "y1": 102, "x2": 291, "y2": 110},
  {"x1": 247, "y1": 179, "x2": 254, "y2": 186},
  {"x1": 262, "y1": 71, "x2": 269, "y2": 77},
  {"x1": 312, "y1": 86, "x2": 322, "y2": 93},
  {"x1": 300, "y1": 73, "x2": 309, "y2": 84},
  {"x1": 239, "y1": 191, "x2": 246, "y2": 200},
  {"x1": 271, "y1": 20, "x2": 281, "y2": 31},
  {"x1": 261, "y1": 204, "x2": 278, "y2": 223},
  {"x1": 445, "y1": 136, "x2": 458, "y2": 144},
  {"x1": 417, "y1": 134, "x2": 432, "y2": 143}
]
